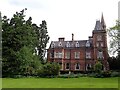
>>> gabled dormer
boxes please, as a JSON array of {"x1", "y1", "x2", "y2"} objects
[
  {"x1": 66, "y1": 41, "x2": 70, "y2": 47},
  {"x1": 51, "y1": 41, "x2": 55, "y2": 48},
  {"x1": 75, "y1": 41, "x2": 80, "y2": 47},
  {"x1": 86, "y1": 41, "x2": 90, "y2": 47}
]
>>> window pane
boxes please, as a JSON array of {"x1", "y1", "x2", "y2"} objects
[
  {"x1": 75, "y1": 52, "x2": 80, "y2": 59},
  {"x1": 97, "y1": 51, "x2": 104, "y2": 59},
  {"x1": 97, "y1": 35, "x2": 102, "y2": 41},
  {"x1": 75, "y1": 63, "x2": 80, "y2": 70},
  {"x1": 86, "y1": 52, "x2": 91, "y2": 59},
  {"x1": 66, "y1": 63, "x2": 70, "y2": 70},
  {"x1": 100, "y1": 42, "x2": 104, "y2": 47},
  {"x1": 65, "y1": 52, "x2": 70, "y2": 59},
  {"x1": 96, "y1": 42, "x2": 99, "y2": 47}
]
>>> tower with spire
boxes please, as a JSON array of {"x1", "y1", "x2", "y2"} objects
[{"x1": 92, "y1": 13, "x2": 109, "y2": 70}]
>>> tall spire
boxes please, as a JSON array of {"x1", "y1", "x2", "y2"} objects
[{"x1": 101, "y1": 13, "x2": 106, "y2": 30}]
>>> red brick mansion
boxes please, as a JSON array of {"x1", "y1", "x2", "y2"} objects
[{"x1": 47, "y1": 14, "x2": 109, "y2": 73}]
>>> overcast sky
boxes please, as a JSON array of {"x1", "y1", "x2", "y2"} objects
[{"x1": 0, "y1": 0, "x2": 119, "y2": 55}]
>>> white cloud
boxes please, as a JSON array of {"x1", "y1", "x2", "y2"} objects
[{"x1": 8, "y1": 0, "x2": 49, "y2": 9}]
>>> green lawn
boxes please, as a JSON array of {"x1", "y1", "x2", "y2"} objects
[{"x1": 2, "y1": 77, "x2": 118, "y2": 88}]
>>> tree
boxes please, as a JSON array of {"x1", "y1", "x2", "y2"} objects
[
  {"x1": 2, "y1": 9, "x2": 41, "y2": 76},
  {"x1": 16, "y1": 46, "x2": 40, "y2": 75},
  {"x1": 0, "y1": 12, "x2": 2, "y2": 77},
  {"x1": 36, "y1": 62, "x2": 60, "y2": 77},
  {"x1": 108, "y1": 56, "x2": 120, "y2": 70},
  {"x1": 107, "y1": 20, "x2": 120, "y2": 56},
  {"x1": 94, "y1": 61, "x2": 102, "y2": 73},
  {"x1": 33, "y1": 20, "x2": 50, "y2": 63}
]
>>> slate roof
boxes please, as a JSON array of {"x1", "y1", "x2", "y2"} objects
[
  {"x1": 49, "y1": 40, "x2": 92, "y2": 48},
  {"x1": 49, "y1": 14, "x2": 106, "y2": 49}
]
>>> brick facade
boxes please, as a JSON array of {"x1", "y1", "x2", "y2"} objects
[{"x1": 47, "y1": 14, "x2": 109, "y2": 72}]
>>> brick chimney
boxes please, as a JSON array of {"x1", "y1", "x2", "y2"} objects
[
  {"x1": 72, "y1": 33, "x2": 74, "y2": 41},
  {"x1": 58, "y1": 37, "x2": 65, "y2": 41}
]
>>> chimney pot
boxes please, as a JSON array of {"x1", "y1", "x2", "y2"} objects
[{"x1": 72, "y1": 33, "x2": 74, "y2": 41}]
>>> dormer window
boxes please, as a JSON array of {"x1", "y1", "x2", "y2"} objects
[
  {"x1": 59, "y1": 42, "x2": 62, "y2": 47},
  {"x1": 51, "y1": 42, "x2": 55, "y2": 48},
  {"x1": 75, "y1": 41, "x2": 80, "y2": 47},
  {"x1": 66, "y1": 42, "x2": 70, "y2": 47},
  {"x1": 86, "y1": 41, "x2": 90, "y2": 47}
]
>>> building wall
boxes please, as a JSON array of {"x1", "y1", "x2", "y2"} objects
[
  {"x1": 48, "y1": 47, "x2": 97, "y2": 71},
  {"x1": 47, "y1": 15, "x2": 109, "y2": 72}
]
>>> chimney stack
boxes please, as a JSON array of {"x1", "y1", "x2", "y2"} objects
[
  {"x1": 72, "y1": 33, "x2": 74, "y2": 41},
  {"x1": 58, "y1": 37, "x2": 65, "y2": 41}
]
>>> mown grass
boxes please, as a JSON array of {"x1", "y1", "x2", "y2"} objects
[{"x1": 2, "y1": 77, "x2": 118, "y2": 88}]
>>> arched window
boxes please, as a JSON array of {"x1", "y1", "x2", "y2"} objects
[
  {"x1": 66, "y1": 63, "x2": 70, "y2": 70},
  {"x1": 75, "y1": 63, "x2": 80, "y2": 70},
  {"x1": 75, "y1": 41, "x2": 80, "y2": 47},
  {"x1": 86, "y1": 64, "x2": 91, "y2": 71}
]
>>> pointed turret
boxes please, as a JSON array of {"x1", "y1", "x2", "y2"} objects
[
  {"x1": 94, "y1": 20, "x2": 103, "y2": 30},
  {"x1": 101, "y1": 13, "x2": 106, "y2": 30}
]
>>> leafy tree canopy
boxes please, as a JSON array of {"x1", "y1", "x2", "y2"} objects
[
  {"x1": 2, "y1": 9, "x2": 50, "y2": 77},
  {"x1": 107, "y1": 20, "x2": 120, "y2": 56}
]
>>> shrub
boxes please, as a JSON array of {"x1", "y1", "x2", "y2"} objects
[
  {"x1": 94, "y1": 73, "x2": 104, "y2": 78},
  {"x1": 94, "y1": 61, "x2": 102, "y2": 73},
  {"x1": 93, "y1": 71, "x2": 111, "y2": 78},
  {"x1": 101, "y1": 71, "x2": 111, "y2": 77},
  {"x1": 58, "y1": 74, "x2": 79, "y2": 78},
  {"x1": 36, "y1": 62, "x2": 60, "y2": 77},
  {"x1": 16, "y1": 46, "x2": 41, "y2": 76},
  {"x1": 13, "y1": 75, "x2": 25, "y2": 78},
  {"x1": 87, "y1": 73, "x2": 96, "y2": 77},
  {"x1": 111, "y1": 71, "x2": 120, "y2": 77}
]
